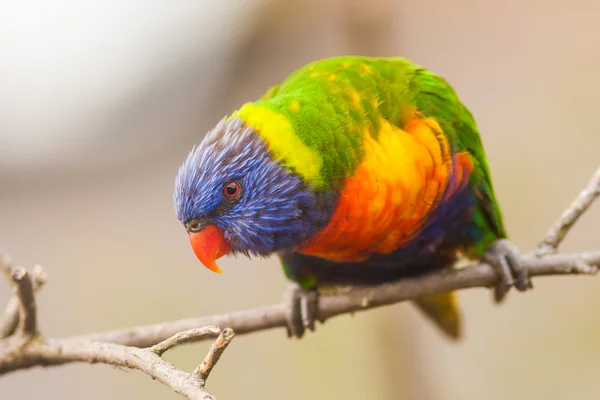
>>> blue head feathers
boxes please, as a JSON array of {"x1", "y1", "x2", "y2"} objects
[{"x1": 174, "y1": 117, "x2": 330, "y2": 257}]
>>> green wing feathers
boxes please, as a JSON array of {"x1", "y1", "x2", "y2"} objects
[
  {"x1": 257, "y1": 56, "x2": 506, "y2": 339},
  {"x1": 410, "y1": 68, "x2": 507, "y2": 255},
  {"x1": 254, "y1": 57, "x2": 506, "y2": 253}
]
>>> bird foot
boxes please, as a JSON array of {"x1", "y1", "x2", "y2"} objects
[
  {"x1": 284, "y1": 283, "x2": 319, "y2": 339},
  {"x1": 483, "y1": 239, "x2": 533, "y2": 303}
]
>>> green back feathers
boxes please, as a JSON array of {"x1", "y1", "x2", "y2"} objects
[
  {"x1": 233, "y1": 56, "x2": 421, "y2": 190},
  {"x1": 232, "y1": 56, "x2": 506, "y2": 250}
]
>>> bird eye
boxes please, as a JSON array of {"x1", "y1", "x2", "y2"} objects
[
  {"x1": 223, "y1": 181, "x2": 241, "y2": 199},
  {"x1": 187, "y1": 220, "x2": 202, "y2": 232}
]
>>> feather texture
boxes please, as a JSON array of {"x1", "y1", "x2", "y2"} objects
[{"x1": 175, "y1": 56, "x2": 508, "y2": 338}]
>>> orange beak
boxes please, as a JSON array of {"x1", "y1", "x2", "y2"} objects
[{"x1": 188, "y1": 225, "x2": 232, "y2": 274}]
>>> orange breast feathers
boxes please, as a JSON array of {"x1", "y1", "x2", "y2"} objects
[{"x1": 298, "y1": 116, "x2": 474, "y2": 262}]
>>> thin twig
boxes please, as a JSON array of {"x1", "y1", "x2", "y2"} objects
[
  {"x1": 0, "y1": 298, "x2": 20, "y2": 338},
  {"x1": 1, "y1": 265, "x2": 48, "y2": 338},
  {"x1": 0, "y1": 337, "x2": 217, "y2": 400},
  {"x1": 537, "y1": 168, "x2": 600, "y2": 256},
  {"x1": 0, "y1": 255, "x2": 16, "y2": 338},
  {"x1": 0, "y1": 255, "x2": 14, "y2": 338},
  {"x1": 194, "y1": 328, "x2": 235, "y2": 383},
  {"x1": 9, "y1": 267, "x2": 37, "y2": 336},
  {"x1": 151, "y1": 326, "x2": 221, "y2": 356},
  {"x1": 0, "y1": 261, "x2": 229, "y2": 400}
]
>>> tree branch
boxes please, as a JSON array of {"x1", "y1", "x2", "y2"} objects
[
  {"x1": 8, "y1": 267, "x2": 37, "y2": 336},
  {"x1": 0, "y1": 264, "x2": 233, "y2": 399},
  {"x1": 537, "y1": 167, "x2": 600, "y2": 256},
  {"x1": 0, "y1": 168, "x2": 599, "y2": 400},
  {"x1": 1, "y1": 250, "x2": 597, "y2": 380},
  {"x1": 151, "y1": 326, "x2": 221, "y2": 356},
  {"x1": 59, "y1": 250, "x2": 597, "y2": 350},
  {"x1": 194, "y1": 327, "x2": 235, "y2": 383},
  {"x1": 0, "y1": 331, "x2": 228, "y2": 400},
  {"x1": 1, "y1": 262, "x2": 47, "y2": 338}
]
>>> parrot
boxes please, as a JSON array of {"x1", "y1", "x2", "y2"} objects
[{"x1": 173, "y1": 56, "x2": 531, "y2": 339}]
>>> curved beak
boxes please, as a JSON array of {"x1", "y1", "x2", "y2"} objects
[{"x1": 188, "y1": 225, "x2": 232, "y2": 274}]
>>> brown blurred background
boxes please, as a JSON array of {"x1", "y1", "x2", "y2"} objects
[{"x1": 1, "y1": 0, "x2": 600, "y2": 399}]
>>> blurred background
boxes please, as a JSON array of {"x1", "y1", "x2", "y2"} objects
[{"x1": 1, "y1": 0, "x2": 599, "y2": 399}]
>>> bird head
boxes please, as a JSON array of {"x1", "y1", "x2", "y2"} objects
[{"x1": 174, "y1": 117, "x2": 328, "y2": 273}]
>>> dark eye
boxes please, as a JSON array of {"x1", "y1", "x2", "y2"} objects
[
  {"x1": 186, "y1": 220, "x2": 202, "y2": 232},
  {"x1": 223, "y1": 181, "x2": 241, "y2": 199}
]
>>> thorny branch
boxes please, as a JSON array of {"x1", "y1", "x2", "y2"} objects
[{"x1": 1, "y1": 168, "x2": 599, "y2": 399}]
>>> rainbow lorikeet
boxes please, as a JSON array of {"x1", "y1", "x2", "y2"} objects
[{"x1": 174, "y1": 56, "x2": 531, "y2": 339}]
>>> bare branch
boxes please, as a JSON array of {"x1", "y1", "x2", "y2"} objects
[
  {"x1": 0, "y1": 325, "x2": 242, "y2": 399},
  {"x1": 0, "y1": 167, "x2": 599, "y2": 400},
  {"x1": 57, "y1": 250, "x2": 598, "y2": 350},
  {"x1": 57, "y1": 168, "x2": 599, "y2": 350},
  {"x1": 0, "y1": 337, "x2": 216, "y2": 400},
  {"x1": 1, "y1": 264, "x2": 229, "y2": 399},
  {"x1": 537, "y1": 168, "x2": 600, "y2": 255},
  {"x1": 9, "y1": 267, "x2": 37, "y2": 336},
  {"x1": 194, "y1": 328, "x2": 235, "y2": 383},
  {"x1": 151, "y1": 326, "x2": 221, "y2": 356},
  {"x1": 1, "y1": 251, "x2": 597, "y2": 380},
  {"x1": 0, "y1": 255, "x2": 17, "y2": 338},
  {"x1": 0, "y1": 298, "x2": 20, "y2": 338},
  {"x1": 1, "y1": 264, "x2": 47, "y2": 338}
]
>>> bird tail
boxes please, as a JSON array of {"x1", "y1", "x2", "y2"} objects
[{"x1": 412, "y1": 292, "x2": 461, "y2": 339}]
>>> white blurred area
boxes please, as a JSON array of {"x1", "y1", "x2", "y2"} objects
[
  {"x1": 1, "y1": 1, "x2": 600, "y2": 399},
  {"x1": 0, "y1": 0, "x2": 264, "y2": 172}
]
